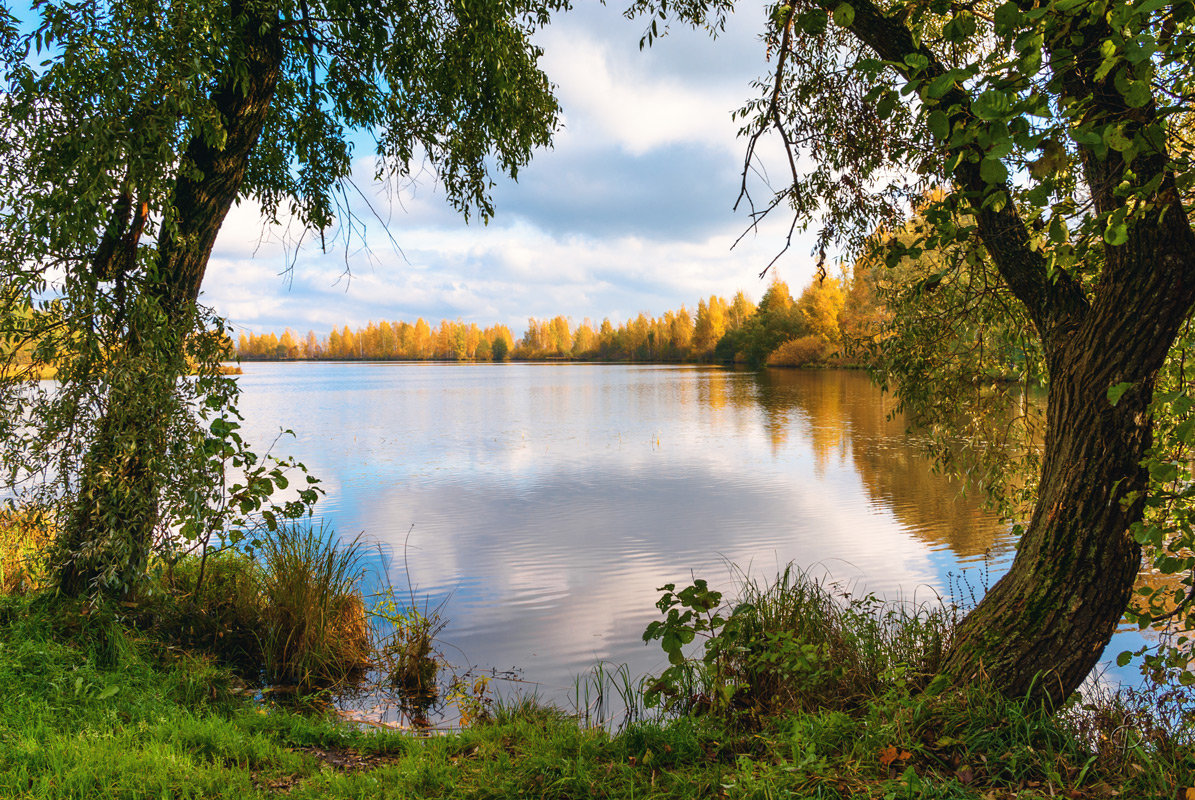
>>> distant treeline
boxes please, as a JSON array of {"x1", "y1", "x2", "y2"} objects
[{"x1": 236, "y1": 269, "x2": 884, "y2": 368}]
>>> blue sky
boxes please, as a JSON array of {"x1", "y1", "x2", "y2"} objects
[{"x1": 204, "y1": 2, "x2": 826, "y2": 337}]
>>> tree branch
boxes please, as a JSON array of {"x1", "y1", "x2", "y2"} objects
[{"x1": 825, "y1": 0, "x2": 1089, "y2": 348}]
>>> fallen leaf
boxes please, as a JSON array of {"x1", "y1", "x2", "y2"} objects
[
  {"x1": 1185, "y1": 788, "x2": 1195, "y2": 800},
  {"x1": 879, "y1": 746, "x2": 911, "y2": 769},
  {"x1": 957, "y1": 764, "x2": 974, "y2": 785}
]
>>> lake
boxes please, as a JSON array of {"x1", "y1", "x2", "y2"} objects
[{"x1": 234, "y1": 362, "x2": 1136, "y2": 718}]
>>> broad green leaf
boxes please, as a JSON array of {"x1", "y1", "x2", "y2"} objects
[
  {"x1": 993, "y1": 1, "x2": 1022, "y2": 33},
  {"x1": 1104, "y1": 220, "x2": 1129, "y2": 246},
  {"x1": 972, "y1": 90, "x2": 1012, "y2": 120},
  {"x1": 1122, "y1": 80, "x2": 1151, "y2": 108},
  {"x1": 833, "y1": 3, "x2": 855, "y2": 27},
  {"x1": 928, "y1": 109, "x2": 950, "y2": 140},
  {"x1": 979, "y1": 156, "x2": 1008, "y2": 184},
  {"x1": 1107, "y1": 382, "x2": 1133, "y2": 406},
  {"x1": 926, "y1": 72, "x2": 956, "y2": 100}
]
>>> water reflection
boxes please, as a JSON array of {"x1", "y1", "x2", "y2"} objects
[
  {"x1": 235, "y1": 363, "x2": 1014, "y2": 703},
  {"x1": 750, "y1": 369, "x2": 1015, "y2": 561}
]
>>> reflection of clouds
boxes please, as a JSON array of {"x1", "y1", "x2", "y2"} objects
[
  {"x1": 234, "y1": 363, "x2": 1014, "y2": 696},
  {"x1": 347, "y1": 457, "x2": 945, "y2": 691}
]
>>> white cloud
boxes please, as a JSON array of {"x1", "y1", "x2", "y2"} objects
[{"x1": 541, "y1": 31, "x2": 743, "y2": 157}]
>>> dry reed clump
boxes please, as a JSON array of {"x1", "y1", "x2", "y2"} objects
[
  {"x1": 0, "y1": 505, "x2": 53, "y2": 594},
  {"x1": 257, "y1": 526, "x2": 372, "y2": 693}
]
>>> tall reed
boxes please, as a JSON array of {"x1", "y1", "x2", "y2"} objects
[{"x1": 256, "y1": 525, "x2": 371, "y2": 692}]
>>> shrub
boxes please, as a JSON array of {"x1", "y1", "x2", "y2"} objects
[
  {"x1": 153, "y1": 549, "x2": 265, "y2": 673},
  {"x1": 643, "y1": 566, "x2": 956, "y2": 724},
  {"x1": 0, "y1": 505, "x2": 53, "y2": 594},
  {"x1": 766, "y1": 334, "x2": 835, "y2": 367}
]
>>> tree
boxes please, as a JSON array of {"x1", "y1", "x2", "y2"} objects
[
  {"x1": 630, "y1": 0, "x2": 1195, "y2": 705},
  {"x1": 795, "y1": 278, "x2": 845, "y2": 345},
  {"x1": 0, "y1": 0, "x2": 569, "y2": 596},
  {"x1": 694, "y1": 295, "x2": 728, "y2": 357},
  {"x1": 732, "y1": 278, "x2": 805, "y2": 367},
  {"x1": 491, "y1": 333, "x2": 510, "y2": 362}
]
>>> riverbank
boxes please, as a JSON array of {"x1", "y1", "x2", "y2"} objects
[{"x1": 1, "y1": 590, "x2": 1191, "y2": 799}]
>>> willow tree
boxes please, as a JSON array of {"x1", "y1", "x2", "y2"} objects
[
  {"x1": 630, "y1": 0, "x2": 1195, "y2": 705},
  {"x1": 0, "y1": 0, "x2": 567, "y2": 596}
]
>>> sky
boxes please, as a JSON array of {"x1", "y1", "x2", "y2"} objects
[{"x1": 204, "y1": 2, "x2": 828, "y2": 338}]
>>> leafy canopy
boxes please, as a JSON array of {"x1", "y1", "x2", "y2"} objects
[{"x1": 0, "y1": 0, "x2": 569, "y2": 591}]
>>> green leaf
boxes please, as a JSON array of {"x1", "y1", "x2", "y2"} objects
[
  {"x1": 96, "y1": 685, "x2": 120, "y2": 701},
  {"x1": 797, "y1": 8, "x2": 829, "y2": 35},
  {"x1": 1116, "y1": 651, "x2": 1132, "y2": 667},
  {"x1": 1149, "y1": 462, "x2": 1180, "y2": 483},
  {"x1": 928, "y1": 110, "x2": 950, "y2": 141},
  {"x1": 876, "y1": 91, "x2": 897, "y2": 120},
  {"x1": 1104, "y1": 124, "x2": 1133, "y2": 152},
  {"x1": 926, "y1": 73, "x2": 956, "y2": 100},
  {"x1": 1049, "y1": 215, "x2": 1068, "y2": 243},
  {"x1": 1122, "y1": 80, "x2": 1151, "y2": 108},
  {"x1": 993, "y1": 1, "x2": 1022, "y2": 33},
  {"x1": 973, "y1": 90, "x2": 1012, "y2": 120},
  {"x1": 903, "y1": 53, "x2": 930, "y2": 72},
  {"x1": 833, "y1": 3, "x2": 855, "y2": 27},
  {"x1": 979, "y1": 156, "x2": 1008, "y2": 184},
  {"x1": 1104, "y1": 220, "x2": 1129, "y2": 246},
  {"x1": 1107, "y1": 382, "x2": 1132, "y2": 406}
]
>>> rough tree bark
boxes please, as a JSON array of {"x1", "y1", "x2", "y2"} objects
[
  {"x1": 54, "y1": 4, "x2": 284, "y2": 596},
  {"x1": 832, "y1": 0, "x2": 1195, "y2": 705}
]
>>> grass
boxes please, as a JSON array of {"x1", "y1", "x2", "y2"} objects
[
  {"x1": 1, "y1": 591, "x2": 1191, "y2": 800},
  {"x1": 0, "y1": 549, "x2": 1191, "y2": 799},
  {"x1": 133, "y1": 524, "x2": 372, "y2": 692}
]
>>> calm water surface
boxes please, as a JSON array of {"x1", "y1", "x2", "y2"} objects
[{"x1": 234, "y1": 362, "x2": 1130, "y2": 709}]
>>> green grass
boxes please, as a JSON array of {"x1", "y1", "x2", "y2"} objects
[{"x1": 0, "y1": 573, "x2": 1192, "y2": 799}]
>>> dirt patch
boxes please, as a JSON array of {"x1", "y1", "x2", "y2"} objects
[{"x1": 294, "y1": 745, "x2": 407, "y2": 772}]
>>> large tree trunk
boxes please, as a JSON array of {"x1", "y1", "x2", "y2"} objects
[
  {"x1": 54, "y1": 6, "x2": 283, "y2": 596},
  {"x1": 942, "y1": 214, "x2": 1195, "y2": 706},
  {"x1": 834, "y1": 0, "x2": 1195, "y2": 706},
  {"x1": 942, "y1": 297, "x2": 1166, "y2": 704},
  {"x1": 934, "y1": 9, "x2": 1195, "y2": 704}
]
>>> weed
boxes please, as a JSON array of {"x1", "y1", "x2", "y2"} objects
[
  {"x1": 643, "y1": 565, "x2": 957, "y2": 723},
  {"x1": 572, "y1": 661, "x2": 648, "y2": 730},
  {"x1": 371, "y1": 586, "x2": 446, "y2": 698}
]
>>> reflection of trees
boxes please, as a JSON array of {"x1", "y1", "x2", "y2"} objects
[{"x1": 744, "y1": 369, "x2": 1013, "y2": 559}]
